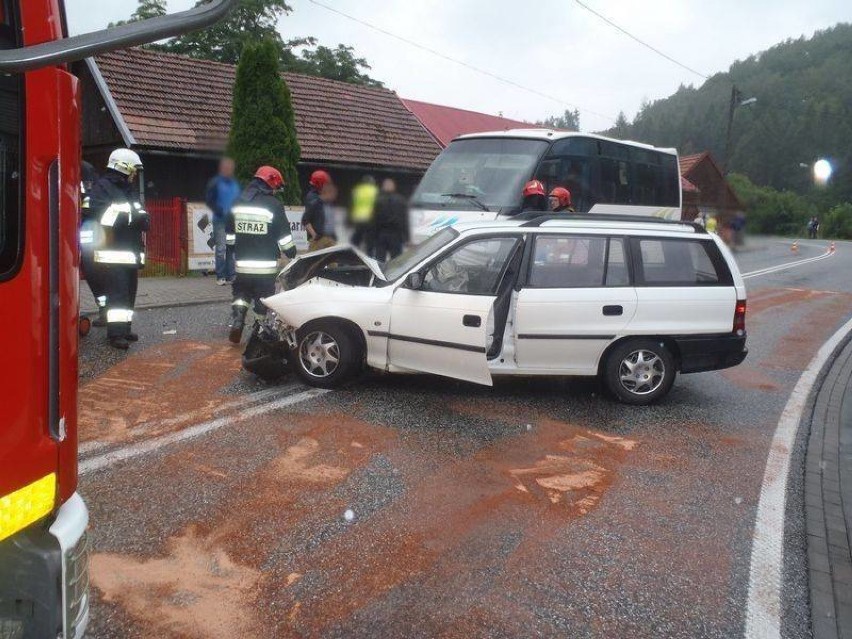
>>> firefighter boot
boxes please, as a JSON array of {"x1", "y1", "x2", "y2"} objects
[
  {"x1": 109, "y1": 336, "x2": 130, "y2": 350},
  {"x1": 229, "y1": 306, "x2": 248, "y2": 344}
]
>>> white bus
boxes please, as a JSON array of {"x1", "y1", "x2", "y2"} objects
[{"x1": 410, "y1": 130, "x2": 681, "y2": 241}]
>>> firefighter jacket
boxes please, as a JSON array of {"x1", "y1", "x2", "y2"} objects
[
  {"x1": 226, "y1": 178, "x2": 297, "y2": 275},
  {"x1": 88, "y1": 170, "x2": 149, "y2": 268}
]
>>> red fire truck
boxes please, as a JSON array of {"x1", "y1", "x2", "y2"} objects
[{"x1": 0, "y1": 2, "x2": 233, "y2": 637}]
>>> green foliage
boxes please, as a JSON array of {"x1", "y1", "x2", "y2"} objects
[
  {"x1": 135, "y1": 0, "x2": 383, "y2": 87},
  {"x1": 603, "y1": 24, "x2": 852, "y2": 205},
  {"x1": 728, "y1": 173, "x2": 817, "y2": 236},
  {"x1": 109, "y1": 0, "x2": 166, "y2": 26},
  {"x1": 227, "y1": 40, "x2": 302, "y2": 205},
  {"x1": 823, "y1": 202, "x2": 852, "y2": 239},
  {"x1": 538, "y1": 109, "x2": 580, "y2": 131}
]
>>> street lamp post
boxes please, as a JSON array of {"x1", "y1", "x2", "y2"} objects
[{"x1": 723, "y1": 86, "x2": 757, "y2": 176}]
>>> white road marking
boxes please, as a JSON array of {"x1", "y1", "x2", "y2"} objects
[
  {"x1": 742, "y1": 247, "x2": 835, "y2": 279},
  {"x1": 744, "y1": 315, "x2": 852, "y2": 638},
  {"x1": 79, "y1": 387, "x2": 329, "y2": 475}
]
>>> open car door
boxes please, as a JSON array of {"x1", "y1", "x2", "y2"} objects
[
  {"x1": 387, "y1": 289, "x2": 495, "y2": 385},
  {"x1": 385, "y1": 235, "x2": 521, "y2": 386}
]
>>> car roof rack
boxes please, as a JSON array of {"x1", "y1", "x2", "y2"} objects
[{"x1": 517, "y1": 213, "x2": 707, "y2": 234}]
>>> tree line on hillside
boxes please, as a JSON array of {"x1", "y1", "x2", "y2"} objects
[
  {"x1": 115, "y1": 0, "x2": 382, "y2": 87},
  {"x1": 599, "y1": 23, "x2": 852, "y2": 238}
]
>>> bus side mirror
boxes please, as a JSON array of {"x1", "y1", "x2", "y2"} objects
[
  {"x1": 0, "y1": 0, "x2": 235, "y2": 72},
  {"x1": 405, "y1": 272, "x2": 423, "y2": 290}
]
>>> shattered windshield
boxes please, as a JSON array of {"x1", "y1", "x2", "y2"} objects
[{"x1": 411, "y1": 138, "x2": 549, "y2": 213}]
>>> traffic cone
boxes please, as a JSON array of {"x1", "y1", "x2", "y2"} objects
[
  {"x1": 829, "y1": 241, "x2": 836, "y2": 253},
  {"x1": 791, "y1": 240, "x2": 799, "y2": 253}
]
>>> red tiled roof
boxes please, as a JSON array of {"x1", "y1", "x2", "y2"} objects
[
  {"x1": 680, "y1": 175, "x2": 699, "y2": 193},
  {"x1": 679, "y1": 152, "x2": 708, "y2": 176},
  {"x1": 402, "y1": 98, "x2": 531, "y2": 147},
  {"x1": 94, "y1": 48, "x2": 441, "y2": 170}
]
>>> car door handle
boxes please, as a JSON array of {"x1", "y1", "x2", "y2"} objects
[
  {"x1": 602, "y1": 305, "x2": 623, "y2": 316},
  {"x1": 463, "y1": 314, "x2": 482, "y2": 327}
]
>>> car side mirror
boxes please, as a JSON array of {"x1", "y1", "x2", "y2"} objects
[{"x1": 405, "y1": 272, "x2": 423, "y2": 290}]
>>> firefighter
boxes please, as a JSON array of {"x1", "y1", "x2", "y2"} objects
[
  {"x1": 521, "y1": 180, "x2": 548, "y2": 212},
  {"x1": 226, "y1": 165, "x2": 297, "y2": 344},
  {"x1": 548, "y1": 186, "x2": 575, "y2": 213},
  {"x1": 79, "y1": 161, "x2": 109, "y2": 327},
  {"x1": 88, "y1": 149, "x2": 148, "y2": 350}
]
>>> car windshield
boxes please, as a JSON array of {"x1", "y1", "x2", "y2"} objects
[
  {"x1": 381, "y1": 227, "x2": 459, "y2": 282},
  {"x1": 411, "y1": 138, "x2": 549, "y2": 213}
]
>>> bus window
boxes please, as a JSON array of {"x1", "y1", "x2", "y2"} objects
[
  {"x1": 0, "y1": 8, "x2": 21, "y2": 279},
  {"x1": 535, "y1": 136, "x2": 597, "y2": 212}
]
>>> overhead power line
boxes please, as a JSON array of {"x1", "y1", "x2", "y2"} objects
[
  {"x1": 572, "y1": 0, "x2": 709, "y2": 80},
  {"x1": 307, "y1": 0, "x2": 618, "y2": 125}
]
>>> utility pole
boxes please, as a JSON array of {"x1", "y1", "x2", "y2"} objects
[{"x1": 723, "y1": 85, "x2": 742, "y2": 177}]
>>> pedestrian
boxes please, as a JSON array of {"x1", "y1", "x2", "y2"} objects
[
  {"x1": 371, "y1": 178, "x2": 409, "y2": 261},
  {"x1": 706, "y1": 214, "x2": 718, "y2": 234},
  {"x1": 303, "y1": 169, "x2": 337, "y2": 252},
  {"x1": 205, "y1": 157, "x2": 241, "y2": 285},
  {"x1": 548, "y1": 187, "x2": 574, "y2": 213},
  {"x1": 521, "y1": 180, "x2": 548, "y2": 213},
  {"x1": 88, "y1": 148, "x2": 148, "y2": 350},
  {"x1": 226, "y1": 166, "x2": 297, "y2": 344},
  {"x1": 79, "y1": 161, "x2": 109, "y2": 327},
  {"x1": 350, "y1": 175, "x2": 379, "y2": 252}
]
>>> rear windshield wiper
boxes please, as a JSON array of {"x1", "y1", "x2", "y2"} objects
[{"x1": 441, "y1": 193, "x2": 490, "y2": 212}]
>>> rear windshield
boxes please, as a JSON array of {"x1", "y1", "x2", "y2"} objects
[{"x1": 632, "y1": 238, "x2": 732, "y2": 286}]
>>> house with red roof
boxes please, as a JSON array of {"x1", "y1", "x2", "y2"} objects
[
  {"x1": 678, "y1": 152, "x2": 744, "y2": 224},
  {"x1": 402, "y1": 99, "x2": 532, "y2": 148},
  {"x1": 77, "y1": 48, "x2": 442, "y2": 201}
]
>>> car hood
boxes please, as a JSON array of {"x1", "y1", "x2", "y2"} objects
[{"x1": 278, "y1": 244, "x2": 386, "y2": 291}]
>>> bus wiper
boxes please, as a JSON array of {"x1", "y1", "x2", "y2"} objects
[{"x1": 441, "y1": 193, "x2": 490, "y2": 212}]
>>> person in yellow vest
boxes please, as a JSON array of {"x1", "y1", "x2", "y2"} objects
[
  {"x1": 706, "y1": 214, "x2": 718, "y2": 234},
  {"x1": 350, "y1": 175, "x2": 379, "y2": 253}
]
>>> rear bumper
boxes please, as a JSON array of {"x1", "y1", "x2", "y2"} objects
[
  {"x1": 0, "y1": 493, "x2": 89, "y2": 639},
  {"x1": 675, "y1": 333, "x2": 748, "y2": 373}
]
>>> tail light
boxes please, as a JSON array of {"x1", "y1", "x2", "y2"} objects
[{"x1": 733, "y1": 299, "x2": 747, "y2": 336}]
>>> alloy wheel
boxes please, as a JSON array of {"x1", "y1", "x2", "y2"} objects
[
  {"x1": 299, "y1": 331, "x2": 341, "y2": 378},
  {"x1": 618, "y1": 349, "x2": 665, "y2": 396}
]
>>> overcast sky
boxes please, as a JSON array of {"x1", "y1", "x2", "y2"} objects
[{"x1": 65, "y1": 0, "x2": 851, "y2": 131}]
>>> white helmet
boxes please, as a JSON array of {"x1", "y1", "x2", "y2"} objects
[{"x1": 107, "y1": 148, "x2": 143, "y2": 176}]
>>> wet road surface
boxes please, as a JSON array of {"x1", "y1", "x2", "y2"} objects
[{"x1": 78, "y1": 238, "x2": 852, "y2": 638}]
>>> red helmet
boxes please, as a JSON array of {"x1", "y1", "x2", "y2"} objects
[
  {"x1": 254, "y1": 165, "x2": 284, "y2": 190},
  {"x1": 549, "y1": 186, "x2": 572, "y2": 209},
  {"x1": 310, "y1": 169, "x2": 331, "y2": 190},
  {"x1": 523, "y1": 180, "x2": 545, "y2": 197}
]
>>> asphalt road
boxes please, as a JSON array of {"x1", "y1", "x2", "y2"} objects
[{"x1": 77, "y1": 237, "x2": 852, "y2": 639}]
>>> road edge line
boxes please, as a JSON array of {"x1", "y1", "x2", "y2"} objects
[
  {"x1": 79, "y1": 387, "x2": 329, "y2": 475},
  {"x1": 744, "y1": 315, "x2": 852, "y2": 638}
]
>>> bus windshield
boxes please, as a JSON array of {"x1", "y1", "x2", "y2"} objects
[{"x1": 411, "y1": 138, "x2": 548, "y2": 213}]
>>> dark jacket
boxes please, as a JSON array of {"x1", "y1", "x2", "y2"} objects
[
  {"x1": 89, "y1": 170, "x2": 148, "y2": 268},
  {"x1": 226, "y1": 178, "x2": 296, "y2": 275},
  {"x1": 373, "y1": 191, "x2": 409, "y2": 241},
  {"x1": 302, "y1": 186, "x2": 333, "y2": 239}
]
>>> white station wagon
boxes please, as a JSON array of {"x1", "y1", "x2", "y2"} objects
[{"x1": 255, "y1": 214, "x2": 748, "y2": 404}]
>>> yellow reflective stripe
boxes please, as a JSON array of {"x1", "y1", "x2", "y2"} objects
[
  {"x1": 94, "y1": 250, "x2": 137, "y2": 265},
  {"x1": 100, "y1": 203, "x2": 132, "y2": 227},
  {"x1": 225, "y1": 234, "x2": 236, "y2": 245},
  {"x1": 96, "y1": 296, "x2": 107, "y2": 307},
  {"x1": 107, "y1": 309, "x2": 134, "y2": 323},
  {"x1": 0, "y1": 473, "x2": 56, "y2": 542},
  {"x1": 232, "y1": 206, "x2": 274, "y2": 223},
  {"x1": 235, "y1": 259, "x2": 278, "y2": 274},
  {"x1": 139, "y1": 252, "x2": 146, "y2": 265},
  {"x1": 277, "y1": 235, "x2": 295, "y2": 249},
  {"x1": 232, "y1": 298, "x2": 250, "y2": 308},
  {"x1": 79, "y1": 229, "x2": 95, "y2": 244}
]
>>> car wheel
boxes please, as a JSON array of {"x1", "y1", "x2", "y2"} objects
[
  {"x1": 293, "y1": 321, "x2": 360, "y2": 389},
  {"x1": 604, "y1": 339, "x2": 675, "y2": 405}
]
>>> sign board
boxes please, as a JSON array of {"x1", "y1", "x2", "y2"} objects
[{"x1": 185, "y1": 202, "x2": 312, "y2": 271}]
